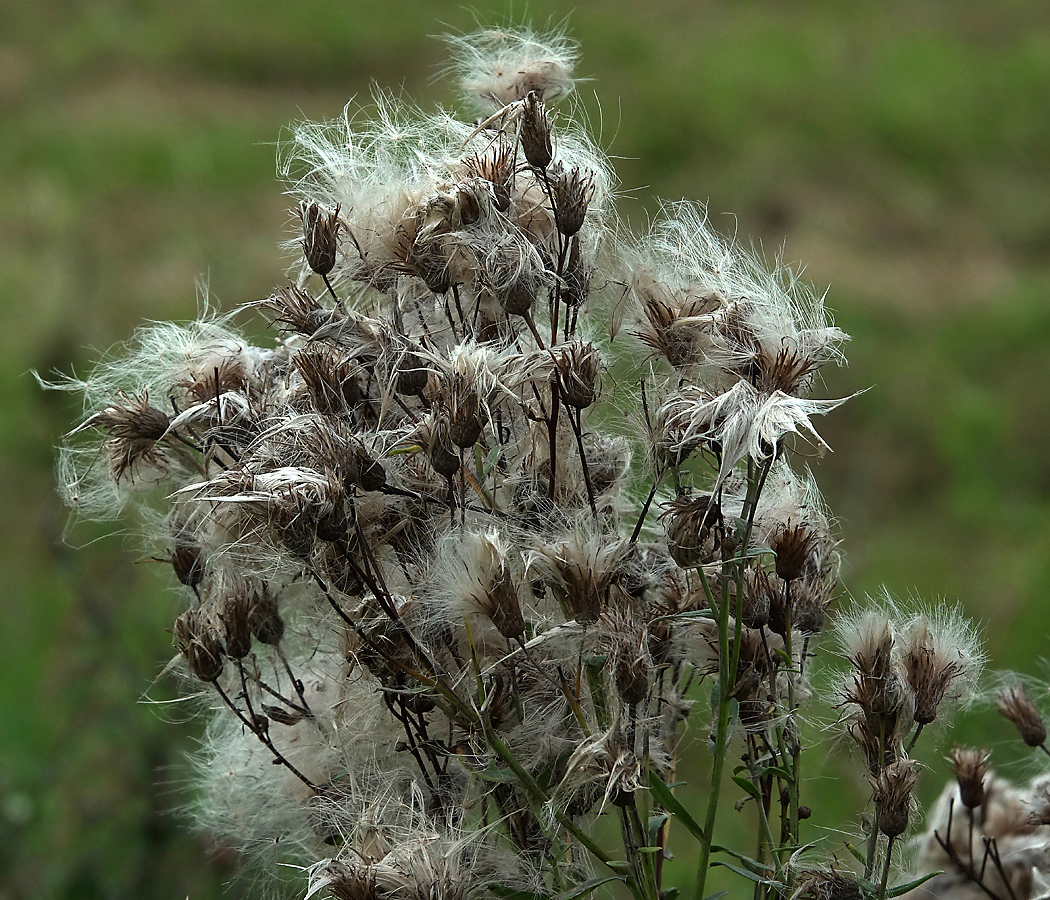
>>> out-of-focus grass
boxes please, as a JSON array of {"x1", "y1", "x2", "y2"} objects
[{"x1": 4, "y1": 2, "x2": 1050, "y2": 897}]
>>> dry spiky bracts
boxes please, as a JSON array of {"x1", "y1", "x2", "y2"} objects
[
  {"x1": 873, "y1": 759, "x2": 919, "y2": 838},
  {"x1": 81, "y1": 390, "x2": 172, "y2": 480},
  {"x1": 794, "y1": 870, "x2": 864, "y2": 900},
  {"x1": 998, "y1": 685, "x2": 1048, "y2": 749},
  {"x1": 901, "y1": 609, "x2": 984, "y2": 727},
  {"x1": 660, "y1": 494, "x2": 724, "y2": 569},
  {"x1": 950, "y1": 746, "x2": 990, "y2": 811},
  {"x1": 300, "y1": 201, "x2": 342, "y2": 278},
  {"x1": 174, "y1": 608, "x2": 225, "y2": 683}
]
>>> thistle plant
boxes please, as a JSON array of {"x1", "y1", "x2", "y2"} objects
[{"x1": 46, "y1": 25, "x2": 1050, "y2": 900}]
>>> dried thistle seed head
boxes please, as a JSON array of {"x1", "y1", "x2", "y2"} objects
[
  {"x1": 422, "y1": 413, "x2": 460, "y2": 478},
  {"x1": 174, "y1": 609, "x2": 224, "y2": 683},
  {"x1": 447, "y1": 386, "x2": 483, "y2": 449},
  {"x1": 661, "y1": 494, "x2": 723, "y2": 568},
  {"x1": 794, "y1": 870, "x2": 864, "y2": 900},
  {"x1": 501, "y1": 274, "x2": 536, "y2": 317},
  {"x1": 294, "y1": 347, "x2": 360, "y2": 416},
  {"x1": 87, "y1": 390, "x2": 172, "y2": 479},
  {"x1": 561, "y1": 235, "x2": 590, "y2": 308},
  {"x1": 328, "y1": 863, "x2": 380, "y2": 900},
  {"x1": 261, "y1": 284, "x2": 334, "y2": 336},
  {"x1": 539, "y1": 536, "x2": 630, "y2": 625},
  {"x1": 739, "y1": 566, "x2": 772, "y2": 630},
  {"x1": 613, "y1": 636, "x2": 649, "y2": 706},
  {"x1": 1026, "y1": 778, "x2": 1050, "y2": 826},
  {"x1": 450, "y1": 531, "x2": 526, "y2": 640},
  {"x1": 903, "y1": 625, "x2": 961, "y2": 726},
  {"x1": 998, "y1": 685, "x2": 1047, "y2": 748},
  {"x1": 394, "y1": 351, "x2": 429, "y2": 396},
  {"x1": 463, "y1": 141, "x2": 515, "y2": 212},
  {"x1": 873, "y1": 759, "x2": 919, "y2": 838},
  {"x1": 554, "y1": 341, "x2": 601, "y2": 409},
  {"x1": 520, "y1": 91, "x2": 553, "y2": 169},
  {"x1": 248, "y1": 589, "x2": 285, "y2": 646},
  {"x1": 950, "y1": 746, "x2": 990, "y2": 810},
  {"x1": 220, "y1": 587, "x2": 255, "y2": 660},
  {"x1": 771, "y1": 522, "x2": 817, "y2": 582},
  {"x1": 170, "y1": 538, "x2": 204, "y2": 589},
  {"x1": 176, "y1": 355, "x2": 248, "y2": 406},
  {"x1": 299, "y1": 200, "x2": 341, "y2": 277},
  {"x1": 549, "y1": 164, "x2": 594, "y2": 236},
  {"x1": 344, "y1": 438, "x2": 387, "y2": 493}
]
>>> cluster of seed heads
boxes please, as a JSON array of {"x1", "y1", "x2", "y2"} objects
[{"x1": 49, "y1": 25, "x2": 1030, "y2": 900}]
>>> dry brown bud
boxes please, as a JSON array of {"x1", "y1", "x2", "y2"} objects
[
  {"x1": 771, "y1": 522, "x2": 816, "y2": 582},
  {"x1": 614, "y1": 638, "x2": 649, "y2": 706},
  {"x1": 170, "y1": 541, "x2": 203, "y2": 590},
  {"x1": 299, "y1": 201, "x2": 341, "y2": 277},
  {"x1": 550, "y1": 165, "x2": 594, "y2": 236},
  {"x1": 873, "y1": 759, "x2": 918, "y2": 838},
  {"x1": 174, "y1": 609, "x2": 225, "y2": 683},
  {"x1": 661, "y1": 494, "x2": 723, "y2": 569},
  {"x1": 220, "y1": 589, "x2": 255, "y2": 660},
  {"x1": 520, "y1": 91, "x2": 553, "y2": 169},
  {"x1": 248, "y1": 589, "x2": 285, "y2": 646},
  {"x1": 501, "y1": 276, "x2": 536, "y2": 317},
  {"x1": 997, "y1": 685, "x2": 1047, "y2": 748},
  {"x1": 950, "y1": 746, "x2": 990, "y2": 810},
  {"x1": 554, "y1": 341, "x2": 601, "y2": 409},
  {"x1": 394, "y1": 352, "x2": 429, "y2": 396}
]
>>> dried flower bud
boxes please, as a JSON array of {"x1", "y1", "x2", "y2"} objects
[
  {"x1": 448, "y1": 390, "x2": 483, "y2": 449},
  {"x1": 661, "y1": 494, "x2": 723, "y2": 568},
  {"x1": 299, "y1": 201, "x2": 341, "y2": 277},
  {"x1": 614, "y1": 638, "x2": 649, "y2": 706},
  {"x1": 220, "y1": 589, "x2": 255, "y2": 660},
  {"x1": 554, "y1": 341, "x2": 601, "y2": 409},
  {"x1": 520, "y1": 92, "x2": 553, "y2": 169},
  {"x1": 873, "y1": 759, "x2": 918, "y2": 838},
  {"x1": 561, "y1": 235, "x2": 590, "y2": 308},
  {"x1": 425, "y1": 414, "x2": 461, "y2": 478},
  {"x1": 739, "y1": 566, "x2": 772, "y2": 630},
  {"x1": 463, "y1": 142, "x2": 515, "y2": 213},
  {"x1": 88, "y1": 391, "x2": 172, "y2": 479},
  {"x1": 501, "y1": 275, "x2": 535, "y2": 317},
  {"x1": 248, "y1": 589, "x2": 285, "y2": 646},
  {"x1": 550, "y1": 164, "x2": 594, "y2": 236},
  {"x1": 294, "y1": 347, "x2": 361, "y2": 416},
  {"x1": 998, "y1": 685, "x2": 1047, "y2": 748},
  {"x1": 344, "y1": 439, "x2": 387, "y2": 493},
  {"x1": 950, "y1": 746, "x2": 989, "y2": 810},
  {"x1": 262, "y1": 284, "x2": 334, "y2": 336},
  {"x1": 394, "y1": 352, "x2": 429, "y2": 396},
  {"x1": 170, "y1": 540, "x2": 204, "y2": 590},
  {"x1": 771, "y1": 523, "x2": 816, "y2": 582},
  {"x1": 174, "y1": 609, "x2": 224, "y2": 683},
  {"x1": 794, "y1": 870, "x2": 864, "y2": 900}
]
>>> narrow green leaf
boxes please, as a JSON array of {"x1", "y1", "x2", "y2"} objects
[
  {"x1": 476, "y1": 764, "x2": 519, "y2": 783},
  {"x1": 552, "y1": 876, "x2": 624, "y2": 900},
  {"x1": 605, "y1": 861, "x2": 633, "y2": 875},
  {"x1": 710, "y1": 861, "x2": 781, "y2": 887},
  {"x1": 731, "y1": 775, "x2": 763, "y2": 803},
  {"x1": 647, "y1": 812, "x2": 669, "y2": 844},
  {"x1": 757, "y1": 765, "x2": 793, "y2": 781},
  {"x1": 886, "y1": 871, "x2": 943, "y2": 897},
  {"x1": 844, "y1": 842, "x2": 867, "y2": 865},
  {"x1": 702, "y1": 893, "x2": 729, "y2": 900},
  {"x1": 648, "y1": 771, "x2": 707, "y2": 843},
  {"x1": 663, "y1": 890, "x2": 680, "y2": 900}
]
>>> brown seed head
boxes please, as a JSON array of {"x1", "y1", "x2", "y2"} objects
[
  {"x1": 794, "y1": 870, "x2": 864, "y2": 900},
  {"x1": 873, "y1": 759, "x2": 919, "y2": 838},
  {"x1": 463, "y1": 140, "x2": 515, "y2": 213},
  {"x1": 174, "y1": 608, "x2": 225, "y2": 683},
  {"x1": 549, "y1": 164, "x2": 594, "y2": 236},
  {"x1": 614, "y1": 635, "x2": 649, "y2": 706},
  {"x1": 394, "y1": 351, "x2": 429, "y2": 396},
  {"x1": 660, "y1": 494, "x2": 723, "y2": 569},
  {"x1": 170, "y1": 539, "x2": 204, "y2": 590},
  {"x1": 903, "y1": 622, "x2": 963, "y2": 726},
  {"x1": 220, "y1": 588, "x2": 255, "y2": 660},
  {"x1": 997, "y1": 685, "x2": 1047, "y2": 748},
  {"x1": 90, "y1": 391, "x2": 172, "y2": 480},
  {"x1": 261, "y1": 284, "x2": 334, "y2": 336},
  {"x1": 949, "y1": 746, "x2": 990, "y2": 810},
  {"x1": 771, "y1": 522, "x2": 816, "y2": 582},
  {"x1": 248, "y1": 589, "x2": 285, "y2": 646},
  {"x1": 520, "y1": 91, "x2": 553, "y2": 169},
  {"x1": 554, "y1": 341, "x2": 601, "y2": 410},
  {"x1": 561, "y1": 235, "x2": 590, "y2": 308},
  {"x1": 299, "y1": 201, "x2": 341, "y2": 277}
]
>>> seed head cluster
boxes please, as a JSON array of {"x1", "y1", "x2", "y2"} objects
[{"x1": 48, "y1": 25, "x2": 1002, "y2": 900}]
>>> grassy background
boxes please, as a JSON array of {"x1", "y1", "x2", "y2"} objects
[{"x1": 3, "y1": 1, "x2": 1050, "y2": 897}]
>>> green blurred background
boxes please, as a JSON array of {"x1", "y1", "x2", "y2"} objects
[{"x1": 3, "y1": 1, "x2": 1049, "y2": 897}]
